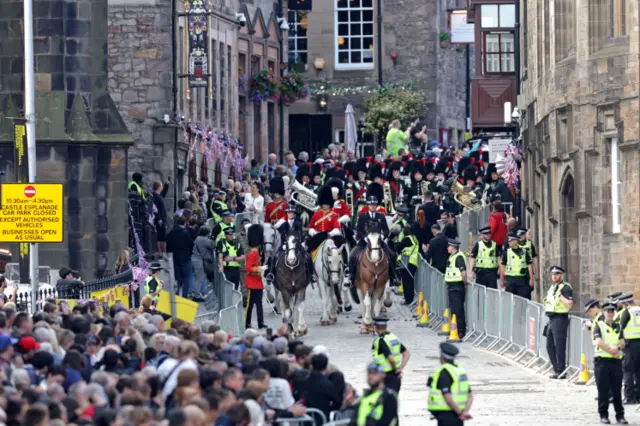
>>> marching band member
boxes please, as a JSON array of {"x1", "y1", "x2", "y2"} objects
[
  {"x1": 264, "y1": 176, "x2": 288, "y2": 224},
  {"x1": 385, "y1": 160, "x2": 404, "y2": 207},
  {"x1": 354, "y1": 158, "x2": 370, "y2": 211},
  {"x1": 309, "y1": 162, "x2": 323, "y2": 193}
]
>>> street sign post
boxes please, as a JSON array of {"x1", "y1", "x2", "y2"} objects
[{"x1": 0, "y1": 184, "x2": 64, "y2": 243}]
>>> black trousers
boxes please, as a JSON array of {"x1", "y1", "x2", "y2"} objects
[
  {"x1": 623, "y1": 340, "x2": 640, "y2": 400},
  {"x1": 595, "y1": 357, "x2": 624, "y2": 419},
  {"x1": 447, "y1": 282, "x2": 466, "y2": 337},
  {"x1": 224, "y1": 267, "x2": 241, "y2": 291},
  {"x1": 546, "y1": 314, "x2": 569, "y2": 375},
  {"x1": 349, "y1": 240, "x2": 398, "y2": 284},
  {"x1": 245, "y1": 288, "x2": 265, "y2": 329},
  {"x1": 401, "y1": 264, "x2": 417, "y2": 304},
  {"x1": 433, "y1": 411, "x2": 464, "y2": 426},
  {"x1": 474, "y1": 268, "x2": 498, "y2": 289},
  {"x1": 384, "y1": 372, "x2": 402, "y2": 393},
  {"x1": 506, "y1": 276, "x2": 530, "y2": 299}
]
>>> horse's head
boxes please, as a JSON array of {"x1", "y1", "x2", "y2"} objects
[
  {"x1": 367, "y1": 232, "x2": 382, "y2": 262},
  {"x1": 326, "y1": 241, "x2": 343, "y2": 286},
  {"x1": 285, "y1": 233, "x2": 299, "y2": 264},
  {"x1": 263, "y1": 224, "x2": 277, "y2": 253}
]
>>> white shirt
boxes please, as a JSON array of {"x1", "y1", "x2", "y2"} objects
[
  {"x1": 264, "y1": 378, "x2": 296, "y2": 410},
  {"x1": 244, "y1": 193, "x2": 265, "y2": 224},
  {"x1": 160, "y1": 358, "x2": 198, "y2": 402}
]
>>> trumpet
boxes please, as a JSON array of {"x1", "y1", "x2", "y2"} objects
[
  {"x1": 383, "y1": 181, "x2": 396, "y2": 215},
  {"x1": 345, "y1": 185, "x2": 355, "y2": 218}
]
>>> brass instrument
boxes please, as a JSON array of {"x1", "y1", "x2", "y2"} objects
[
  {"x1": 289, "y1": 179, "x2": 319, "y2": 213},
  {"x1": 450, "y1": 174, "x2": 484, "y2": 211},
  {"x1": 345, "y1": 185, "x2": 355, "y2": 218},
  {"x1": 420, "y1": 180, "x2": 429, "y2": 199},
  {"x1": 383, "y1": 181, "x2": 396, "y2": 215}
]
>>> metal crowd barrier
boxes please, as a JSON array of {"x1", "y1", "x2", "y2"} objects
[
  {"x1": 210, "y1": 262, "x2": 245, "y2": 337},
  {"x1": 275, "y1": 408, "x2": 327, "y2": 425},
  {"x1": 414, "y1": 259, "x2": 597, "y2": 385},
  {"x1": 455, "y1": 205, "x2": 492, "y2": 253}
]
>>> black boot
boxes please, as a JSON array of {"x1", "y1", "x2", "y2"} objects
[{"x1": 306, "y1": 254, "x2": 316, "y2": 283}]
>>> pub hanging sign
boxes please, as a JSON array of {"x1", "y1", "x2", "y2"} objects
[{"x1": 187, "y1": 0, "x2": 209, "y2": 88}]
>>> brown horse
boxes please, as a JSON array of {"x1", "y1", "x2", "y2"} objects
[{"x1": 354, "y1": 231, "x2": 391, "y2": 334}]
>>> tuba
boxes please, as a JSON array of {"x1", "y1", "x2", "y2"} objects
[
  {"x1": 289, "y1": 179, "x2": 319, "y2": 213},
  {"x1": 345, "y1": 184, "x2": 355, "y2": 218},
  {"x1": 450, "y1": 174, "x2": 483, "y2": 211},
  {"x1": 383, "y1": 181, "x2": 396, "y2": 215}
]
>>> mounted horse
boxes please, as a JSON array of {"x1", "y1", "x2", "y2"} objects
[{"x1": 272, "y1": 231, "x2": 310, "y2": 337}]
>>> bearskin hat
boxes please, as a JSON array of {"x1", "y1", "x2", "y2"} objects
[
  {"x1": 343, "y1": 161, "x2": 356, "y2": 178},
  {"x1": 296, "y1": 163, "x2": 310, "y2": 182},
  {"x1": 366, "y1": 182, "x2": 384, "y2": 204},
  {"x1": 485, "y1": 163, "x2": 498, "y2": 183},
  {"x1": 325, "y1": 167, "x2": 346, "y2": 181},
  {"x1": 318, "y1": 185, "x2": 334, "y2": 206},
  {"x1": 435, "y1": 157, "x2": 449, "y2": 175},
  {"x1": 247, "y1": 224, "x2": 264, "y2": 248},
  {"x1": 356, "y1": 158, "x2": 368, "y2": 174},
  {"x1": 270, "y1": 176, "x2": 285, "y2": 196},
  {"x1": 462, "y1": 165, "x2": 477, "y2": 182},
  {"x1": 311, "y1": 162, "x2": 323, "y2": 178},
  {"x1": 368, "y1": 162, "x2": 383, "y2": 181},
  {"x1": 410, "y1": 160, "x2": 425, "y2": 178},
  {"x1": 326, "y1": 177, "x2": 344, "y2": 199},
  {"x1": 481, "y1": 150, "x2": 490, "y2": 164},
  {"x1": 424, "y1": 160, "x2": 435, "y2": 176},
  {"x1": 385, "y1": 161, "x2": 402, "y2": 181},
  {"x1": 457, "y1": 156, "x2": 471, "y2": 174}
]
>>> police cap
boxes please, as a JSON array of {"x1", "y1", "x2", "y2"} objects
[
  {"x1": 584, "y1": 298, "x2": 599, "y2": 312},
  {"x1": 224, "y1": 227, "x2": 235, "y2": 235},
  {"x1": 479, "y1": 226, "x2": 491, "y2": 235},
  {"x1": 367, "y1": 363, "x2": 385, "y2": 374},
  {"x1": 372, "y1": 317, "x2": 389, "y2": 327},
  {"x1": 447, "y1": 239, "x2": 461, "y2": 247},
  {"x1": 550, "y1": 265, "x2": 565, "y2": 274},
  {"x1": 507, "y1": 233, "x2": 519, "y2": 242},
  {"x1": 285, "y1": 204, "x2": 297, "y2": 212},
  {"x1": 608, "y1": 292, "x2": 623, "y2": 302},
  {"x1": 149, "y1": 262, "x2": 163, "y2": 271},
  {"x1": 618, "y1": 293, "x2": 634, "y2": 304},
  {"x1": 396, "y1": 206, "x2": 409, "y2": 215},
  {"x1": 602, "y1": 302, "x2": 617, "y2": 312},
  {"x1": 440, "y1": 342, "x2": 459, "y2": 361},
  {"x1": 517, "y1": 227, "x2": 527, "y2": 237},
  {"x1": 366, "y1": 196, "x2": 378, "y2": 205},
  {"x1": 222, "y1": 210, "x2": 233, "y2": 217}
]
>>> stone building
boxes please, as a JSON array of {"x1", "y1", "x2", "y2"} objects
[
  {"x1": 0, "y1": 0, "x2": 132, "y2": 278},
  {"x1": 286, "y1": 0, "x2": 471, "y2": 155},
  {"x1": 108, "y1": 0, "x2": 239, "y2": 207},
  {"x1": 520, "y1": 0, "x2": 640, "y2": 306}
]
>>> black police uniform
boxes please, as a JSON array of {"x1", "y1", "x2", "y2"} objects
[
  {"x1": 428, "y1": 342, "x2": 472, "y2": 426},
  {"x1": 371, "y1": 318, "x2": 408, "y2": 393},
  {"x1": 445, "y1": 241, "x2": 468, "y2": 338},
  {"x1": 544, "y1": 266, "x2": 573, "y2": 379},
  {"x1": 470, "y1": 228, "x2": 498, "y2": 289},
  {"x1": 501, "y1": 245, "x2": 532, "y2": 299},
  {"x1": 216, "y1": 229, "x2": 243, "y2": 290},
  {"x1": 616, "y1": 294, "x2": 640, "y2": 404}
]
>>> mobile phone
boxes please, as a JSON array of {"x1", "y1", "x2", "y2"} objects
[{"x1": 266, "y1": 328, "x2": 273, "y2": 339}]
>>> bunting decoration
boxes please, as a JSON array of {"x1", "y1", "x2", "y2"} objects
[
  {"x1": 307, "y1": 81, "x2": 413, "y2": 97},
  {"x1": 502, "y1": 143, "x2": 520, "y2": 190}
]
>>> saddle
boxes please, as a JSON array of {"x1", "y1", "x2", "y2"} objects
[{"x1": 311, "y1": 239, "x2": 329, "y2": 262}]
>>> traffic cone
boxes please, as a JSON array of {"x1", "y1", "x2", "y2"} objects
[
  {"x1": 417, "y1": 301, "x2": 429, "y2": 327},
  {"x1": 415, "y1": 292, "x2": 424, "y2": 317},
  {"x1": 438, "y1": 308, "x2": 451, "y2": 336},
  {"x1": 396, "y1": 281, "x2": 404, "y2": 294},
  {"x1": 448, "y1": 314, "x2": 461, "y2": 343},
  {"x1": 575, "y1": 354, "x2": 589, "y2": 385}
]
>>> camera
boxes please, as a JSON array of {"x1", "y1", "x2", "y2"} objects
[{"x1": 235, "y1": 13, "x2": 246, "y2": 27}]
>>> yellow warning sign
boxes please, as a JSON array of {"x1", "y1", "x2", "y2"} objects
[{"x1": 0, "y1": 184, "x2": 64, "y2": 243}]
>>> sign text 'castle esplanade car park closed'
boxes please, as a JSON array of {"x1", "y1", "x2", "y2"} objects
[{"x1": 0, "y1": 184, "x2": 64, "y2": 243}]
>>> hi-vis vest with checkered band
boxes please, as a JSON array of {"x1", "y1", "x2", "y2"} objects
[
  {"x1": 128, "y1": 181, "x2": 145, "y2": 199},
  {"x1": 216, "y1": 222, "x2": 232, "y2": 243},
  {"x1": 505, "y1": 248, "x2": 527, "y2": 277},
  {"x1": 222, "y1": 241, "x2": 241, "y2": 267},
  {"x1": 623, "y1": 306, "x2": 640, "y2": 340},
  {"x1": 614, "y1": 308, "x2": 625, "y2": 323},
  {"x1": 373, "y1": 333, "x2": 402, "y2": 373},
  {"x1": 594, "y1": 321, "x2": 623, "y2": 359},
  {"x1": 544, "y1": 281, "x2": 571, "y2": 314},
  {"x1": 211, "y1": 200, "x2": 228, "y2": 223},
  {"x1": 400, "y1": 235, "x2": 419, "y2": 267},
  {"x1": 144, "y1": 276, "x2": 159, "y2": 299},
  {"x1": 445, "y1": 252, "x2": 466, "y2": 283},
  {"x1": 475, "y1": 241, "x2": 497, "y2": 269},
  {"x1": 427, "y1": 363, "x2": 470, "y2": 412},
  {"x1": 521, "y1": 240, "x2": 533, "y2": 257},
  {"x1": 357, "y1": 389, "x2": 397, "y2": 426}
]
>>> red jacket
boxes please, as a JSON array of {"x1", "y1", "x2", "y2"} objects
[
  {"x1": 489, "y1": 212, "x2": 507, "y2": 245},
  {"x1": 265, "y1": 200, "x2": 288, "y2": 223},
  {"x1": 245, "y1": 249, "x2": 264, "y2": 290}
]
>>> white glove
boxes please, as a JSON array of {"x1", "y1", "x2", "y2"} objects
[
  {"x1": 308, "y1": 228, "x2": 317, "y2": 237},
  {"x1": 338, "y1": 215, "x2": 351, "y2": 224},
  {"x1": 260, "y1": 265, "x2": 269, "y2": 272},
  {"x1": 274, "y1": 218, "x2": 285, "y2": 229},
  {"x1": 329, "y1": 228, "x2": 341, "y2": 237}
]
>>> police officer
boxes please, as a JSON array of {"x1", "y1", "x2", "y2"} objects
[
  {"x1": 212, "y1": 211, "x2": 235, "y2": 243},
  {"x1": 427, "y1": 342, "x2": 473, "y2": 425},
  {"x1": 371, "y1": 317, "x2": 411, "y2": 393},
  {"x1": 397, "y1": 226, "x2": 420, "y2": 305},
  {"x1": 389, "y1": 207, "x2": 409, "y2": 247},
  {"x1": 144, "y1": 262, "x2": 163, "y2": 303},
  {"x1": 499, "y1": 233, "x2": 533, "y2": 299},
  {"x1": 216, "y1": 226, "x2": 244, "y2": 291},
  {"x1": 593, "y1": 302, "x2": 628, "y2": 424},
  {"x1": 356, "y1": 363, "x2": 399, "y2": 426},
  {"x1": 444, "y1": 240, "x2": 467, "y2": 339},
  {"x1": 616, "y1": 293, "x2": 640, "y2": 404},
  {"x1": 518, "y1": 227, "x2": 538, "y2": 284},
  {"x1": 543, "y1": 265, "x2": 574, "y2": 379},
  {"x1": 468, "y1": 226, "x2": 498, "y2": 289},
  {"x1": 585, "y1": 299, "x2": 604, "y2": 333}
]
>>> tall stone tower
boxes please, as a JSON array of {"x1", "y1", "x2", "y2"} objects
[{"x1": 0, "y1": 0, "x2": 133, "y2": 278}]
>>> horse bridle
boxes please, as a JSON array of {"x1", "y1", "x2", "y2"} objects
[
  {"x1": 366, "y1": 235, "x2": 384, "y2": 265},
  {"x1": 322, "y1": 245, "x2": 342, "y2": 283},
  {"x1": 263, "y1": 226, "x2": 278, "y2": 253},
  {"x1": 284, "y1": 236, "x2": 301, "y2": 269}
]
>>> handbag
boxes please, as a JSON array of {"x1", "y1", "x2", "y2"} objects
[{"x1": 196, "y1": 240, "x2": 216, "y2": 275}]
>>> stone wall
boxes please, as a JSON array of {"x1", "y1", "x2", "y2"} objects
[{"x1": 520, "y1": 0, "x2": 640, "y2": 307}]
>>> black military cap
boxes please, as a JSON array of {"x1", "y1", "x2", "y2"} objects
[
  {"x1": 447, "y1": 239, "x2": 461, "y2": 247},
  {"x1": 479, "y1": 226, "x2": 491, "y2": 235},
  {"x1": 602, "y1": 302, "x2": 617, "y2": 312},
  {"x1": 285, "y1": 204, "x2": 297, "y2": 212},
  {"x1": 584, "y1": 299, "x2": 599, "y2": 312},
  {"x1": 440, "y1": 342, "x2": 459, "y2": 360},
  {"x1": 372, "y1": 317, "x2": 389, "y2": 327},
  {"x1": 550, "y1": 265, "x2": 565, "y2": 274}
]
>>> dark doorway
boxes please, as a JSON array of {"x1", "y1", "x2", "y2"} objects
[
  {"x1": 289, "y1": 114, "x2": 332, "y2": 157},
  {"x1": 560, "y1": 173, "x2": 580, "y2": 308}
]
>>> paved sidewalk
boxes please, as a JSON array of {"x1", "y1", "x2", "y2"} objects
[{"x1": 260, "y1": 287, "x2": 636, "y2": 426}]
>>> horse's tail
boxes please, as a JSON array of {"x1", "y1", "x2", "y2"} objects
[{"x1": 350, "y1": 284, "x2": 360, "y2": 304}]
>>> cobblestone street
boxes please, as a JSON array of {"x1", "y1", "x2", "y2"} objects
[{"x1": 259, "y1": 287, "x2": 634, "y2": 426}]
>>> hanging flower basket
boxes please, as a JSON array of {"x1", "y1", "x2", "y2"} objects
[
  {"x1": 279, "y1": 72, "x2": 310, "y2": 106},
  {"x1": 250, "y1": 70, "x2": 279, "y2": 103}
]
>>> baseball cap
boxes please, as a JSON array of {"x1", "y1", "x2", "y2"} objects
[
  {"x1": 0, "y1": 335, "x2": 18, "y2": 351},
  {"x1": 16, "y1": 336, "x2": 40, "y2": 352}
]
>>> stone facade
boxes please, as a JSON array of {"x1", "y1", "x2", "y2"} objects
[
  {"x1": 287, "y1": 0, "x2": 471, "y2": 151},
  {"x1": 520, "y1": 0, "x2": 640, "y2": 308}
]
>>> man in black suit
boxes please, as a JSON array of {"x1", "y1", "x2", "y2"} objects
[
  {"x1": 349, "y1": 196, "x2": 397, "y2": 287},
  {"x1": 273, "y1": 204, "x2": 313, "y2": 282},
  {"x1": 418, "y1": 190, "x2": 441, "y2": 226},
  {"x1": 425, "y1": 223, "x2": 449, "y2": 273}
]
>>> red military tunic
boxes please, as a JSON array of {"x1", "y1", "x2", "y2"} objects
[
  {"x1": 358, "y1": 205, "x2": 387, "y2": 216},
  {"x1": 332, "y1": 199, "x2": 351, "y2": 218},
  {"x1": 309, "y1": 208, "x2": 339, "y2": 233},
  {"x1": 265, "y1": 199, "x2": 288, "y2": 223}
]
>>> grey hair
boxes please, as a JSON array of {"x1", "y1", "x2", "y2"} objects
[
  {"x1": 163, "y1": 335, "x2": 181, "y2": 352},
  {"x1": 199, "y1": 320, "x2": 217, "y2": 333},
  {"x1": 90, "y1": 371, "x2": 112, "y2": 388},
  {"x1": 68, "y1": 381, "x2": 87, "y2": 401},
  {"x1": 34, "y1": 327, "x2": 51, "y2": 343},
  {"x1": 298, "y1": 151, "x2": 309, "y2": 161},
  {"x1": 151, "y1": 315, "x2": 165, "y2": 326},
  {"x1": 11, "y1": 369, "x2": 30, "y2": 390},
  {"x1": 114, "y1": 311, "x2": 130, "y2": 323}
]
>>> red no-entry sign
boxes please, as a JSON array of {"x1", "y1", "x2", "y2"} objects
[{"x1": 24, "y1": 185, "x2": 36, "y2": 198}]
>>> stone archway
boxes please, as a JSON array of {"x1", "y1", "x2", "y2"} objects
[{"x1": 560, "y1": 171, "x2": 580, "y2": 305}]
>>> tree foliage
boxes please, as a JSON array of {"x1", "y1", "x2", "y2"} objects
[{"x1": 361, "y1": 89, "x2": 425, "y2": 135}]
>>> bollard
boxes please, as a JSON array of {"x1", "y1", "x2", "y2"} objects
[
  {"x1": 448, "y1": 314, "x2": 461, "y2": 343},
  {"x1": 439, "y1": 308, "x2": 451, "y2": 336}
]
